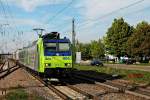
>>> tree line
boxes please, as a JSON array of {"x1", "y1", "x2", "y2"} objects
[
  {"x1": 76, "y1": 18, "x2": 150, "y2": 62},
  {"x1": 76, "y1": 39, "x2": 105, "y2": 60}
]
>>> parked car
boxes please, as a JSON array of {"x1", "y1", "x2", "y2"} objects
[
  {"x1": 126, "y1": 59, "x2": 136, "y2": 64},
  {"x1": 91, "y1": 60, "x2": 103, "y2": 66}
]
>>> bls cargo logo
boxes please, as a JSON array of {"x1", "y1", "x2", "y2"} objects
[{"x1": 63, "y1": 57, "x2": 71, "y2": 60}]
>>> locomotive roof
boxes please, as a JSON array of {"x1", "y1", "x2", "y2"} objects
[
  {"x1": 42, "y1": 32, "x2": 60, "y2": 39},
  {"x1": 43, "y1": 38, "x2": 70, "y2": 43},
  {"x1": 42, "y1": 32, "x2": 70, "y2": 43},
  {"x1": 17, "y1": 32, "x2": 70, "y2": 51}
]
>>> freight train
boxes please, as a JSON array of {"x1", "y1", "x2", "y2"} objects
[{"x1": 13, "y1": 32, "x2": 72, "y2": 77}]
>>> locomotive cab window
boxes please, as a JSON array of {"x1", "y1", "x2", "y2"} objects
[
  {"x1": 59, "y1": 43, "x2": 70, "y2": 52},
  {"x1": 44, "y1": 43, "x2": 57, "y2": 52}
]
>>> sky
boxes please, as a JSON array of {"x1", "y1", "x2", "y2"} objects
[{"x1": 0, "y1": 0, "x2": 150, "y2": 53}]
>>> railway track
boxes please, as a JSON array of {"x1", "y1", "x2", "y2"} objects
[
  {"x1": 0, "y1": 60, "x2": 20, "y2": 79},
  {"x1": 73, "y1": 72, "x2": 150, "y2": 100},
  {"x1": 14, "y1": 59, "x2": 150, "y2": 100},
  {"x1": 20, "y1": 65, "x2": 95, "y2": 100},
  {"x1": 0, "y1": 61, "x2": 6, "y2": 71}
]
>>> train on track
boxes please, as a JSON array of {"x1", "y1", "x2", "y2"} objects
[{"x1": 13, "y1": 32, "x2": 72, "y2": 77}]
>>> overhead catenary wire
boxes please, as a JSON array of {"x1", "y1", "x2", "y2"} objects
[
  {"x1": 55, "y1": 21, "x2": 72, "y2": 33},
  {"x1": 62, "y1": 5, "x2": 147, "y2": 36},
  {"x1": 77, "y1": 0, "x2": 145, "y2": 28},
  {"x1": 43, "y1": 0, "x2": 96, "y2": 32},
  {"x1": 0, "y1": 0, "x2": 147, "y2": 50},
  {"x1": 4, "y1": 0, "x2": 22, "y2": 48},
  {"x1": 56, "y1": 0, "x2": 145, "y2": 35},
  {"x1": 0, "y1": 0, "x2": 9, "y2": 36},
  {"x1": 45, "y1": 0, "x2": 74, "y2": 25},
  {"x1": 0, "y1": 0, "x2": 10, "y2": 53},
  {"x1": 4, "y1": 0, "x2": 20, "y2": 35},
  {"x1": 0, "y1": 0, "x2": 23, "y2": 52},
  {"x1": 77, "y1": 6, "x2": 149, "y2": 32},
  {"x1": 6, "y1": 0, "x2": 27, "y2": 49},
  {"x1": 0, "y1": 0, "x2": 9, "y2": 24}
]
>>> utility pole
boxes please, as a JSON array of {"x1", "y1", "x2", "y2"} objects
[
  {"x1": 72, "y1": 18, "x2": 76, "y2": 68},
  {"x1": 33, "y1": 28, "x2": 45, "y2": 38}
]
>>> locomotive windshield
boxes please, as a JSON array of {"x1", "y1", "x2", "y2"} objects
[
  {"x1": 59, "y1": 43, "x2": 70, "y2": 52},
  {"x1": 44, "y1": 43, "x2": 57, "y2": 52},
  {"x1": 44, "y1": 42, "x2": 70, "y2": 52}
]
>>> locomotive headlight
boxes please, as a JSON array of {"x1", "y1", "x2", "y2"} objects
[
  {"x1": 45, "y1": 63, "x2": 51, "y2": 67},
  {"x1": 67, "y1": 63, "x2": 71, "y2": 66},
  {"x1": 65, "y1": 63, "x2": 71, "y2": 67},
  {"x1": 45, "y1": 64, "x2": 48, "y2": 67}
]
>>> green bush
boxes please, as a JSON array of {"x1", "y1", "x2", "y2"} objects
[{"x1": 6, "y1": 89, "x2": 28, "y2": 100}]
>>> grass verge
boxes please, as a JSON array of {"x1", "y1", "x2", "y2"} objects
[
  {"x1": 5, "y1": 89, "x2": 28, "y2": 100},
  {"x1": 4, "y1": 89, "x2": 45, "y2": 100},
  {"x1": 75, "y1": 65, "x2": 150, "y2": 84},
  {"x1": 135, "y1": 63, "x2": 150, "y2": 66}
]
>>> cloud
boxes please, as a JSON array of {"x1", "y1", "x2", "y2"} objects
[
  {"x1": 0, "y1": 17, "x2": 49, "y2": 32},
  {"x1": 13, "y1": 18, "x2": 41, "y2": 26},
  {"x1": 73, "y1": 0, "x2": 150, "y2": 42},
  {"x1": 78, "y1": 0, "x2": 145, "y2": 20},
  {"x1": 2, "y1": 0, "x2": 150, "y2": 45},
  {"x1": 8, "y1": 0, "x2": 67, "y2": 12}
]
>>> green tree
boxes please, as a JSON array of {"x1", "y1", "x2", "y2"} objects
[
  {"x1": 105, "y1": 18, "x2": 133, "y2": 58},
  {"x1": 127, "y1": 21, "x2": 150, "y2": 58},
  {"x1": 76, "y1": 42, "x2": 91, "y2": 60},
  {"x1": 90, "y1": 39, "x2": 105, "y2": 59},
  {"x1": 76, "y1": 39, "x2": 105, "y2": 60}
]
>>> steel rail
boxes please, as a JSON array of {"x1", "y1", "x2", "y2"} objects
[
  {"x1": 73, "y1": 73, "x2": 150, "y2": 100},
  {"x1": 0, "y1": 66, "x2": 20, "y2": 79},
  {"x1": 0, "y1": 61, "x2": 6, "y2": 71},
  {"x1": 19, "y1": 65, "x2": 72, "y2": 100},
  {"x1": 0, "y1": 64, "x2": 17, "y2": 73},
  {"x1": 66, "y1": 84, "x2": 98, "y2": 100}
]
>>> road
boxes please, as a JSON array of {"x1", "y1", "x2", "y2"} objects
[{"x1": 104, "y1": 64, "x2": 150, "y2": 72}]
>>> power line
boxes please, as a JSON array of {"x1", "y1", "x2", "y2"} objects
[
  {"x1": 60, "y1": 0, "x2": 146, "y2": 35},
  {"x1": 55, "y1": 21, "x2": 71, "y2": 32},
  {"x1": 0, "y1": 0, "x2": 23, "y2": 52},
  {"x1": 0, "y1": 0, "x2": 9, "y2": 24},
  {"x1": 3, "y1": 0, "x2": 25, "y2": 48},
  {"x1": 77, "y1": 0, "x2": 145, "y2": 28},
  {"x1": 4, "y1": 0, "x2": 20, "y2": 34},
  {"x1": 48, "y1": 20, "x2": 70, "y2": 31},
  {"x1": 77, "y1": 5, "x2": 150, "y2": 33},
  {"x1": 0, "y1": 0, "x2": 10, "y2": 53},
  {"x1": 45, "y1": 0, "x2": 74, "y2": 25},
  {"x1": 57, "y1": 0, "x2": 145, "y2": 35}
]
